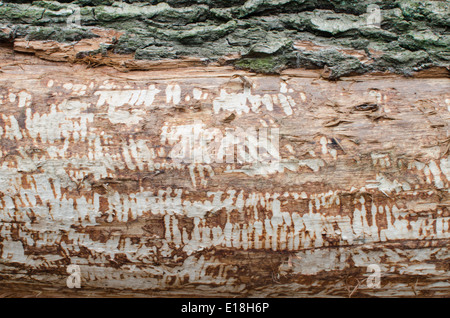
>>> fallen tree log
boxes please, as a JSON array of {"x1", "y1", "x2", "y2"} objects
[{"x1": 0, "y1": 0, "x2": 449, "y2": 298}]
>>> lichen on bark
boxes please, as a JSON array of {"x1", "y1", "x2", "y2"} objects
[{"x1": 0, "y1": 0, "x2": 449, "y2": 77}]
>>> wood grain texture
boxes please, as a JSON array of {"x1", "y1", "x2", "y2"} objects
[{"x1": 0, "y1": 47, "x2": 449, "y2": 297}]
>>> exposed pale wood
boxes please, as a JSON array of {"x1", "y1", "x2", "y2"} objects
[{"x1": 0, "y1": 47, "x2": 449, "y2": 298}]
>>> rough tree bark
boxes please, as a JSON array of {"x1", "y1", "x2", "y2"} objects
[{"x1": 0, "y1": 0, "x2": 449, "y2": 298}]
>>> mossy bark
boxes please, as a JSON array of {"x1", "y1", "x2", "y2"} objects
[{"x1": 0, "y1": 0, "x2": 448, "y2": 77}]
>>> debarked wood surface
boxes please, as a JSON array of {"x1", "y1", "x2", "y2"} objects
[{"x1": 0, "y1": 46, "x2": 449, "y2": 297}]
